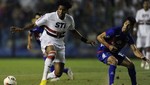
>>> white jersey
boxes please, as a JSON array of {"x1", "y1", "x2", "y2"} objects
[
  {"x1": 35, "y1": 11, "x2": 75, "y2": 45},
  {"x1": 35, "y1": 11, "x2": 75, "y2": 57},
  {"x1": 136, "y1": 9, "x2": 150, "y2": 48},
  {"x1": 136, "y1": 9, "x2": 150, "y2": 37}
]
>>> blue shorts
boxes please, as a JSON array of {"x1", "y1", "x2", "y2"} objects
[{"x1": 97, "y1": 50, "x2": 126, "y2": 65}]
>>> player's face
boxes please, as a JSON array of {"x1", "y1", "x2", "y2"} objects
[
  {"x1": 122, "y1": 20, "x2": 134, "y2": 33},
  {"x1": 143, "y1": 1, "x2": 150, "y2": 10},
  {"x1": 57, "y1": 5, "x2": 68, "y2": 20}
]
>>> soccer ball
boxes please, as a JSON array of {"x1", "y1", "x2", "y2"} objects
[{"x1": 3, "y1": 76, "x2": 17, "y2": 85}]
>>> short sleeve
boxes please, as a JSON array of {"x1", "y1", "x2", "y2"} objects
[
  {"x1": 68, "y1": 16, "x2": 75, "y2": 30},
  {"x1": 35, "y1": 14, "x2": 48, "y2": 26},
  {"x1": 105, "y1": 28, "x2": 115, "y2": 38}
]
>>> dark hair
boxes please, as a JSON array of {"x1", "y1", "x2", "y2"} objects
[
  {"x1": 56, "y1": 0, "x2": 72, "y2": 9},
  {"x1": 125, "y1": 16, "x2": 136, "y2": 25},
  {"x1": 142, "y1": 0, "x2": 149, "y2": 5}
]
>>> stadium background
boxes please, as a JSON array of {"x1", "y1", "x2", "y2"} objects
[{"x1": 0, "y1": 0, "x2": 142, "y2": 58}]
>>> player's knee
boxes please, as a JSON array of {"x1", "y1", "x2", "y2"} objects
[
  {"x1": 108, "y1": 57, "x2": 118, "y2": 65},
  {"x1": 111, "y1": 59, "x2": 118, "y2": 66}
]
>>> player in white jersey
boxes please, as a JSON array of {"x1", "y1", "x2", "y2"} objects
[
  {"x1": 135, "y1": 0, "x2": 150, "y2": 70},
  {"x1": 10, "y1": 0, "x2": 95, "y2": 85}
]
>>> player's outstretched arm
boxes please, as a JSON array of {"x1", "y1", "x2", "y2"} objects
[
  {"x1": 10, "y1": 23, "x2": 35, "y2": 33},
  {"x1": 130, "y1": 44, "x2": 150, "y2": 62},
  {"x1": 70, "y1": 29, "x2": 95, "y2": 46}
]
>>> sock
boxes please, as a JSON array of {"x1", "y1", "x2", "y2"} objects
[
  {"x1": 42, "y1": 57, "x2": 52, "y2": 80},
  {"x1": 128, "y1": 67, "x2": 137, "y2": 85},
  {"x1": 47, "y1": 71, "x2": 56, "y2": 79},
  {"x1": 43, "y1": 55, "x2": 53, "y2": 72},
  {"x1": 50, "y1": 65, "x2": 55, "y2": 72},
  {"x1": 43, "y1": 56, "x2": 47, "y2": 61},
  {"x1": 109, "y1": 65, "x2": 116, "y2": 85},
  {"x1": 41, "y1": 51, "x2": 55, "y2": 80},
  {"x1": 63, "y1": 68, "x2": 68, "y2": 74}
]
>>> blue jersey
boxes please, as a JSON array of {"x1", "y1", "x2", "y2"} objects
[
  {"x1": 30, "y1": 26, "x2": 44, "y2": 45},
  {"x1": 97, "y1": 26, "x2": 135, "y2": 53}
]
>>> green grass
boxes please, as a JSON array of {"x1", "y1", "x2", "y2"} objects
[{"x1": 0, "y1": 58, "x2": 150, "y2": 85}]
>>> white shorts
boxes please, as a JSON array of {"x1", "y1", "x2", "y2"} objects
[
  {"x1": 136, "y1": 33, "x2": 150, "y2": 48},
  {"x1": 40, "y1": 38, "x2": 65, "y2": 63}
]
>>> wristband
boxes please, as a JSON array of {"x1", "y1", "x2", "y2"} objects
[{"x1": 81, "y1": 37, "x2": 88, "y2": 43}]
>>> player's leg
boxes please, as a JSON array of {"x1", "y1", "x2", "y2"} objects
[
  {"x1": 43, "y1": 55, "x2": 54, "y2": 72},
  {"x1": 40, "y1": 45, "x2": 56, "y2": 85},
  {"x1": 97, "y1": 51, "x2": 117, "y2": 85},
  {"x1": 66, "y1": 68, "x2": 74, "y2": 80},
  {"x1": 107, "y1": 56, "x2": 118, "y2": 85},
  {"x1": 145, "y1": 33, "x2": 150, "y2": 70},
  {"x1": 145, "y1": 47, "x2": 150, "y2": 70},
  {"x1": 120, "y1": 57, "x2": 137, "y2": 85},
  {"x1": 54, "y1": 47, "x2": 73, "y2": 80},
  {"x1": 136, "y1": 36, "x2": 146, "y2": 68},
  {"x1": 47, "y1": 46, "x2": 65, "y2": 80}
]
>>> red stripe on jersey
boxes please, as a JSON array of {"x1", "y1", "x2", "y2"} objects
[{"x1": 44, "y1": 25, "x2": 58, "y2": 34}]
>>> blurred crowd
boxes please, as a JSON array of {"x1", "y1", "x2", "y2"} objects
[{"x1": 0, "y1": 0, "x2": 144, "y2": 57}]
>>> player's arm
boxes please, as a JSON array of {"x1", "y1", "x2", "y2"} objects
[
  {"x1": 10, "y1": 13, "x2": 47, "y2": 33},
  {"x1": 130, "y1": 44, "x2": 148, "y2": 61},
  {"x1": 97, "y1": 32, "x2": 117, "y2": 52},
  {"x1": 10, "y1": 23, "x2": 36, "y2": 33},
  {"x1": 27, "y1": 31, "x2": 33, "y2": 50},
  {"x1": 70, "y1": 29, "x2": 95, "y2": 46}
]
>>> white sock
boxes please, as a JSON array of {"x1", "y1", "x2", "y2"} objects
[
  {"x1": 42, "y1": 58, "x2": 52, "y2": 80},
  {"x1": 47, "y1": 71, "x2": 56, "y2": 79}
]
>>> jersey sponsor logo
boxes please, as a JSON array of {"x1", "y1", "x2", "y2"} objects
[
  {"x1": 142, "y1": 14, "x2": 149, "y2": 18},
  {"x1": 55, "y1": 22, "x2": 66, "y2": 28}
]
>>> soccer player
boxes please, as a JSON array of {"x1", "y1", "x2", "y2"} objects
[
  {"x1": 135, "y1": 0, "x2": 150, "y2": 69},
  {"x1": 10, "y1": 0, "x2": 95, "y2": 85},
  {"x1": 27, "y1": 13, "x2": 74, "y2": 81},
  {"x1": 97, "y1": 17, "x2": 149, "y2": 85}
]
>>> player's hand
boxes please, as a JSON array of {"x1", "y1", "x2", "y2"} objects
[
  {"x1": 86, "y1": 40, "x2": 96, "y2": 46},
  {"x1": 109, "y1": 45, "x2": 118, "y2": 52},
  {"x1": 10, "y1": 26, "x2": 23, "y2": 33}
]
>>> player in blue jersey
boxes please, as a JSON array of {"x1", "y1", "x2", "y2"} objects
[
  {"x1": 27, "y1": 13, "x2": 73, "y2": 81},
  {"x1": 97, "y1": 17, "x2": 149, "y2": 85}
]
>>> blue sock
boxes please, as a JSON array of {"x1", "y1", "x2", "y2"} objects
[
  {"x1": 63, "y1": 68, "x2": 68, "y2": 74},
  {"x1": 128, "y1": 67, "x2": 137, "y2": 85},
  {"x1": 109, "y1": 65, "x2": 116, "y2": 85},
  {"x1": 50, "y1": 65, "x2": 55, "y2": 72},
  {"x1": 43, "y1": 56, "x2": 46, "y2": 61}
]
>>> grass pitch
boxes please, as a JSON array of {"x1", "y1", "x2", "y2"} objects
[{"x1": 0, "y1": 58, "x2": 150, "y2": 85}]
